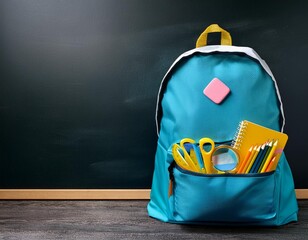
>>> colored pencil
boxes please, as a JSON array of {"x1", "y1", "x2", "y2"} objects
[
  {"x1": 265, "y1": 156, "x2": 277, "y2": 172},
  {"x1": 246, "y1": 145, "x2": 260, "y2": 174},
  {"x1": 261, "y1": 140, "x2": 278, "y2": 173},
  {"x1": 237, "y1": 146, "x2": 253, "y2": 174},
  {"x1": 258, "y1": 140, "x2": 273, "y2": 173},
  {"x1": 250, "y1": 143, "x2": 265, "y2": 173}
]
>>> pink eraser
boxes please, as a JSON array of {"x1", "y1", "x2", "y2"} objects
[{"x1": 203, "y1": 78, "x2": 230, "y2": 104}]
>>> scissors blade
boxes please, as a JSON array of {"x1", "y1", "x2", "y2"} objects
[
  {"x1": 180, "y1": 139, "x2": 202, "y2": 172},
  {"x1": 191, "y1": 144, "x2": 206, "y2": 173},
  {"x1": 172, "y1": 144, "x2": 191, "y2": 171}
]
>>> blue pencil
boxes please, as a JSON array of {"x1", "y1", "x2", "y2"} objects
[
  {"x1": 250, "y1": 143, "x2": 266, "y2": 173},
  {"x1": 254, "y1": 143, "x2": 270, "y2": 173},
  {"x1": 258, "y1": 141, "x2": 273, "y2": 173}
]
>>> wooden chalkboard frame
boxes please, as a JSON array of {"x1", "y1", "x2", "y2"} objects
[
  {"x1": 0, "y1": 189, "x2": 307, "y2": 199},
  {"x1": 1, "y1": 1, "x2": 308, "y2": 199}
]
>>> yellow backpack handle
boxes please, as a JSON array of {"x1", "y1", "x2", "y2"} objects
[{"x1": 196, "y1": 24, "x2": 232, "y2": 48}]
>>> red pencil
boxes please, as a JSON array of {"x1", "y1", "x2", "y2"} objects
[
  {"x1": 237, "y1": 146, "x2": 253, "y2": 174},
  {"x1": 265, "y1": 156, "x2": 277, "y2": 172}
]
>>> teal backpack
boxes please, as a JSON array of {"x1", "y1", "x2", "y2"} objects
[{"x1": 148, "y1": 24, "x2": 298, "y2": 226}]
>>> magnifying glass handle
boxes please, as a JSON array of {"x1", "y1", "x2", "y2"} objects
[{"x1": 199, "y1": 138, "x2": 215, "y2": 174}]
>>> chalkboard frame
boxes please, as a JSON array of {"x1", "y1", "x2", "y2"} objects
[
  {"x1": 1, "y1": 0, "x2": 308, "y2": 195},
  {"x1": 0, "y1": 189, "x2": 306, "y2": 200}
]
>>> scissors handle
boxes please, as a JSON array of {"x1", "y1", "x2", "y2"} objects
[
  {"x1": 172, "y1": 143, "x2": 200, "y2": 172},
  {"x1": 199, "y1": 138, "x2": 215, "y2": 174},
  {"x1": 180, "y1": 138, "x2": 202, "y2": 172},
  {"x1": 172, "y1": 144, "x2": 190, "y2": 171}
]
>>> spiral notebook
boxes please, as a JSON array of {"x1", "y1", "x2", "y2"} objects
[{"x1": 232, "y1": 120, "x2": 288, "y2": 163}]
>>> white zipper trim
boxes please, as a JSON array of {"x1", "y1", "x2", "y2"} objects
[{"x1": 155, "y1": 45, "x2": 285, "y2": 135}]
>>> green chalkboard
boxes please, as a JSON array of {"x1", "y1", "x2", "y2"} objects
[{"x1": 1, "y1": 0, "x2": 307, "y2": 188}]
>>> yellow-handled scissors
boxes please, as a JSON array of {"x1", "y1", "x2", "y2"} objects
[
  {"x1": 172, "y1": 144, "x2": 196, "y2": 171},
  {"x1": 171, "y1": 138, "x2": 201, "y2": 173},
  {"x1": 199, "y1": 138, "x2": 216, "y2": 174},
  {"x1": 180, "y1": 138, "x2": 203, "y2": 173}
]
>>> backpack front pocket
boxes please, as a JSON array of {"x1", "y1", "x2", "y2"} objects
[{"x1": 169, "y1": 164, "x2": 277, "y2": 224}]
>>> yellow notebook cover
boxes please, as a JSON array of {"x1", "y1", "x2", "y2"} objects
[{"x1": 232, "y1": 120, "x2": 288, "y2": 164}]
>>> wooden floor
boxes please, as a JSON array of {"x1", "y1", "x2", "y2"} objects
[{"x1": 0, "y1": 200, "x2": 307, "y2": 239}]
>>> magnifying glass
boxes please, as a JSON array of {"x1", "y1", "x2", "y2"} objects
[
  {"x1": 199, "y1": 138, "x2": 240, "y2": 174},
  {"x1": 211, "y1": 145, "x2": 239, "y2": 173}
]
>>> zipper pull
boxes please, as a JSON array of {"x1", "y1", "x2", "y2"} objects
[{"x1": 168, "y1": 161, "x2": 176, "y2": 198}]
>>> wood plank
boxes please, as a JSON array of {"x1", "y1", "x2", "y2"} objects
[
  {"x1": 0, "y1": 189, "x2": 151, "y2": 200},
  {"x1": 295, "y1": 189, "x2": 308, "y2": 199},
  {"x1": 0, "y1": 189, "x2": 307, "y2": 199},
  {"x1": 0, "y1": 200, "x2": 307, "y2": 240}
]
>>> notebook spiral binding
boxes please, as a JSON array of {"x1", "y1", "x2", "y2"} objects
[{"x1": 232, "y1": 121, "x2": 248, "y2": 150}]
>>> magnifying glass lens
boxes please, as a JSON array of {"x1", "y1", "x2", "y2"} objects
[{"x1": 212, "y1": 146, "x2": 239, "y2": 172}]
